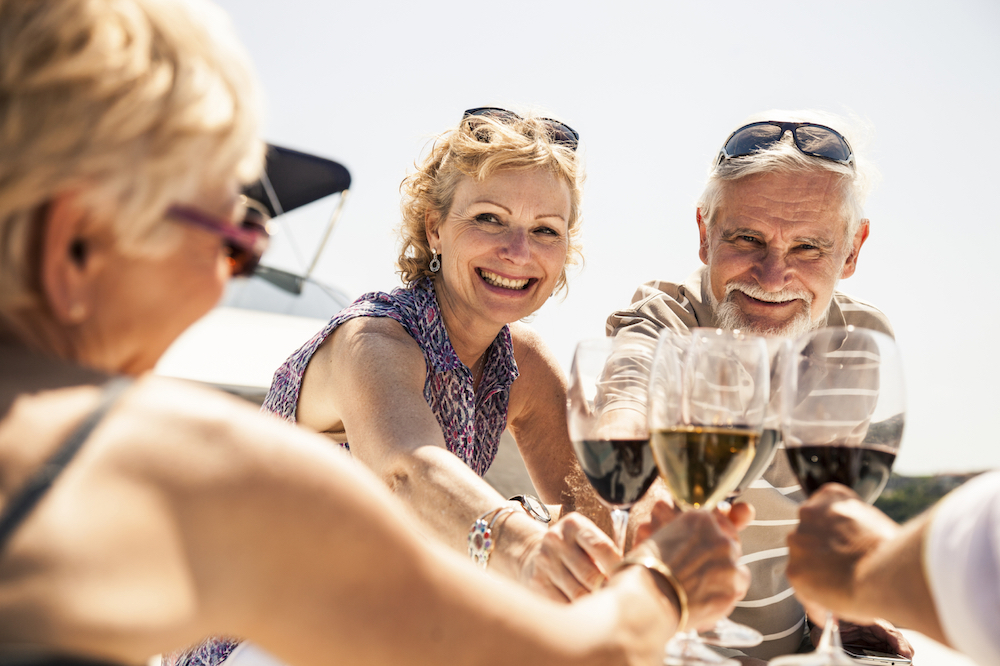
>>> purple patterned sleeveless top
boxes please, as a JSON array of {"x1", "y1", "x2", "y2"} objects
[{"x1": 262, "y1": 278, "x2": 518, "y2": 477}]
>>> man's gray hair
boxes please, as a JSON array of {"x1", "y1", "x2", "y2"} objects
[{"x1": 698, "y1": 110, "x2": 879, "y2": 241}]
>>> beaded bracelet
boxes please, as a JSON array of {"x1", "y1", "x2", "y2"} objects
[
  {"x1": 467, "y1": 507, "x2": 516, "y2": 569},
  {"x1": 617, "y1": 554, "x2": 690, "y2": 632}
]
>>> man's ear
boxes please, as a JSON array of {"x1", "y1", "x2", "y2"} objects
[
  {"x1": 424, "y1": 209, "x2": 441, "y2": 250},
  {"x1": 696, "y1": 208, "x2": 710, "y2": 265},
  {"x1": 840, "y1": 219, "x2": 870, "y2": 279},
  {"x1": 40, "y1": 194, "x2": 100, "y2": 324}
]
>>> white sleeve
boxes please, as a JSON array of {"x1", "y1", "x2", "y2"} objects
[{"x1": 924, "y1": 470, "x2": 1000, "y2": 666}]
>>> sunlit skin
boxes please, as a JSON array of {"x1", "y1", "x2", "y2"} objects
[
  {"x1": 49, "y1": 183, "x2": 242, "y2": 374},
  {"x1": 698, "y1": 170, "x2": 869, "y2": 334},
  {"x1": 426, "y1": 168, "x2": 570, "y2": 367}
]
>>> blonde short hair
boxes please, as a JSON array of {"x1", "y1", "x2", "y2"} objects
[
  {"x1": 397, "y1": 111, "x2": 584, "y2": 296},
  {"x1": 0, "y1": 0, "x2": 264, "y2": 313}
]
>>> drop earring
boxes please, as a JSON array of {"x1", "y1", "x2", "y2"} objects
[{"x1": 429, "y1": 248, "x2": 441, "y2": 273}]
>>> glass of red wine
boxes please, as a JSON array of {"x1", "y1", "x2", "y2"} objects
[
  {"x1": 648, "y1": 328, "x2": 770, "y2": 666},
  {"x1": 567, "y1": 336, "x2": 660, "y2": 553},
  {"x1": 771, "y1": 326, "x2": 905, "y2": 666}
]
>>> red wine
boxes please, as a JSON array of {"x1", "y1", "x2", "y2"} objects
[
  {"x1": 573, "y1": 439, "x2": 658, "y2": 509},
  {"x1": 650, "y1": 427, "x2": 757, "y2": 510},
  {"x1": 786, "y1": 446, "x2": 896, "y2": 503}
]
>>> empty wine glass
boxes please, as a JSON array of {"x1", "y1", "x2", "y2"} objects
[
  {"x1": 648, "y1": 328, "x2": 769, "y2": 665},
  {"x1": 566, "y1": 336, "x2": 660, "y2": 553},
  {"x1": 770, "y1": 326, "x2": 905, "y2": 666}
]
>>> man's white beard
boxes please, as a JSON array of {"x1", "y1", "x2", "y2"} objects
[{"x1": 708, "y1": 277, "x2": 825, "y2": 338}]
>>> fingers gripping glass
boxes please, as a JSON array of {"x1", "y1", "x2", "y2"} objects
[
  {"x1": 717, "y1": 121, "x2": 854, "y2": 168},
  {"x1": 167, "y1": 196, "x2": 271, "y2": 277},
  {"x1": 463, "y1": 107, "x2": 580, "y2": 151}
]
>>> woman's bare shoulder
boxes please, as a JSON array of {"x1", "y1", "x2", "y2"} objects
[
  {"x1": 506, "y1": 323, "x2": 566, "y2": 421},
  {"x1": 508, "y1": 323, "x2": 561, "y2": 381},
  {"x1": 311, "y1": 315, "x2": 423, "y2": 372},
  {"x1": 120, "y1": 376, "x2": 318, "y2": 469}
]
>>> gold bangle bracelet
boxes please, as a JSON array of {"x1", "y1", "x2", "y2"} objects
[{"x1": 617, "y1": 555, "x2": 689, "y2": 632}]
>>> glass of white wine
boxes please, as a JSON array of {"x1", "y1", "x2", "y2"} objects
[{"x1": 648, "y1": 328, "x2": 769, "y2": 666}]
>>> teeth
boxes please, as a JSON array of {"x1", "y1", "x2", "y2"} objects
[{"x1": 480, "y1": 270, "x2": 529, "y2": 290}]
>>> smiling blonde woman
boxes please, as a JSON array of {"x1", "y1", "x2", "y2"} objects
[{"x1": 261, "y1": 109, "x2": 617, "y2": 597}]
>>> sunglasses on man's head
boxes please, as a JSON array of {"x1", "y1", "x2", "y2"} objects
[
  {"x1": 717, "y1": 121, "x2": 854, "y2": 169},
  {"x1": 462, "y1": 107, "x2": 580, "y2": 152},
  {"x1": 167, "y1": 195, "x2": 270, "y2": 277}
]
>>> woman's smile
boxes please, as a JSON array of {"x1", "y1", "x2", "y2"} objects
[{"x1": 478, "y1": 269, "x2": 532, "y2": 290}]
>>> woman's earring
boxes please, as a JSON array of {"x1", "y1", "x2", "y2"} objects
[{"x1": 429, "y1": 248, "x2": 441, "y2": 273}]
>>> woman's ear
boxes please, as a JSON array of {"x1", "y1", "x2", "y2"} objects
[
  {"x1": 424, "y1": 209, "x2": 441, "y2": 249},
  {"x1": 40, "y1": 194, "x2": 101, "y2": 324}
]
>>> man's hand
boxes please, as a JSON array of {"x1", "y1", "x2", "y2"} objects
[
  {"x1": 810, "y1": 618, "x2": 914, "y2": 660},
  {"x1": 786, "y1": 484, "x2": 900, "y2": 622}
]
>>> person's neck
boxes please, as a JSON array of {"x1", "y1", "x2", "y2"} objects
[
  {"x1": 0, "y1": 307, "x2": 79, "y2": 365},
  {"x1": 432, "y1": 283, "x2": 504, "y2": 381},
  {"x1": 0, "y1": 313, "x2": 138, "y2": 384},
  {"x1": 0, "y1": 334, "x2": 112, "y2": 425}
]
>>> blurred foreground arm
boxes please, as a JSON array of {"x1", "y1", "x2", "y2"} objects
[{"x1": 786, "y1": 476, "x2": 1000, "y2": 664}]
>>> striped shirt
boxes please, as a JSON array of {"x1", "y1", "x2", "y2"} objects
[{"x1": 606, "y1": 266, "x2": 893, "y2": 661}]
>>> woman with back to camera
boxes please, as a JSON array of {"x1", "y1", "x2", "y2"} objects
[
  {"x1": 0, "y1": 1, "x2": 752, "y2": 665},
  {"x1": 262, "y1": 108, "x2": 621, "y2": 598}
]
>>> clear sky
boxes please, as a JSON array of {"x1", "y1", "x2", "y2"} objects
[{"x1": 212, "y1": 0, "x2": 1000, "y2": 475}]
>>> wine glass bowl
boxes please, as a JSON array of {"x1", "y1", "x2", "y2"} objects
[
  {"x1": 567, "y1": 336, "x2": 659, "y2": 552},
  {"x1": 649, "y1": 328, "x2": 770, "y2": 511},
  {"x1": 780, "y1": 326, "x2": 905, "y2": 504}
]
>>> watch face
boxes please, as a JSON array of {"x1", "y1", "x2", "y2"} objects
[{"x1": 513, "y1": 495, "x2": 551, "y2": 522}]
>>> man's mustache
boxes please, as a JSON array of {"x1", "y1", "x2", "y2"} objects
[{"x1": 723, "y1": 282, "x2": 812, "y2": 306}]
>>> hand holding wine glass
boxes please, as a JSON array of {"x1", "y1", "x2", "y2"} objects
[
  {"x1": 648, "y1": 328, "x2": 769, "y2": 665},
  {"x1": 771, "y1": 326, "x2": 905, "y2": 666}
]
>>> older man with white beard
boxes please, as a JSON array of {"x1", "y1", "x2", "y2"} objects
[{"x1": 607, "y1": 111, "x2": 909, "y2": 664}]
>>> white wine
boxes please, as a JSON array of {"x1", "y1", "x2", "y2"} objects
[{"x1": 651, "y1": 427, "x2": 758, "y2": 509}]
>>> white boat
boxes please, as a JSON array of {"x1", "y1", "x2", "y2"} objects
[{"x1": 156, "y1": 144, "x2": 352, "y2": 403}]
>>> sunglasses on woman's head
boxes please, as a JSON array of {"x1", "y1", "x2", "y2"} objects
[
  {"x1": 463, "y1": 107, "x2": 580, "y2": 151},
  {"x1": 717, "y1": 121, "x2": 855, "y2": 169},
  {"x1": 166, "y1": 195, "x2": 270, "y2": 277}
]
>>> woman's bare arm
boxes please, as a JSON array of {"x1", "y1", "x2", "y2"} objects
[
  {"x1": 0, "y1": 374, "x2": 754, "y2": 665},
  {"x1": 293, "y1": 317, "x2": 614, "y2": 601}
]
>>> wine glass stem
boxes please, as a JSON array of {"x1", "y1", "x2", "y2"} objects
[
  {"x1": 610, "y1": 508, "x2": 629, "y2": 554},
  {"x1": 816, "y1": 611, "x2": 844, "y2": 654}
]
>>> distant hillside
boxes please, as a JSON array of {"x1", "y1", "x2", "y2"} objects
[{"x1": 875, "y1": 471, "x2": 984, "y2": 523}]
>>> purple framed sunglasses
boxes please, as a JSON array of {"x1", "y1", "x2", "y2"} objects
[{"x1": 167, "y1": 196, "x2": 270, "y2": 277}]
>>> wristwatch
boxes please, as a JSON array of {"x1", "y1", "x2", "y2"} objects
[{"x1": 509, "y1": 494, "x2": 551, "y2": 524}]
